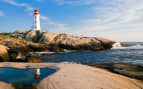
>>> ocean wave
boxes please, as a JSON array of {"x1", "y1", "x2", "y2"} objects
[
  {"x1": 112, "y1": 44, "x2": 143, "y2": 49},
  {"x1": 124, "y1": 45, "x2": 143, "y2": 49}
]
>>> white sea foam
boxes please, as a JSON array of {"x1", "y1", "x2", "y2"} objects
[
  {"x1": 112, "y1": 44, "x2": 143, "y2": 49},
  {"x1": 112, "y1": 42, "x2": 122, "y2": 49},
  {"x1": 124, "y1": 45, "x2": 143, "y2": 49},
  {"x1": 61, "y1": 62, "x2": 78, "y2": 64}
]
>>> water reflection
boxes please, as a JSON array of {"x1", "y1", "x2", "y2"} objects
[{"x1": 0, "y1": 68, "x2": 55, "y2": 84}]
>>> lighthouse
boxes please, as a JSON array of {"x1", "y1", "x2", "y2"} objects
[{"x1": 33, "y1": 9, "x2": 40, "y2": 30}]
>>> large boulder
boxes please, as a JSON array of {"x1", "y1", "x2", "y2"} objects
[
  {"x1": 25, "y1": 52, "x2": 41, "y2": 63},
  {"x1": 25, "y1": 30, "x2": 47, "y2": 42},
  {"x1": 25, "y1": 30, "x2": 38, "y2": 41},
  {"x1": 53, "y1": 34, "x2": 100, "y2": 46},
  {"x1": 39, "y1": 32, "x2": 58, "y2": 43},
  {"x1": 51, "y1": 34, "x2": 114, "y2": 50},
  {"x1": 96, "y1": 37, "x2": 115, "y2": 49},
  {"x1": 25, "y1": 30, "x2": 58, "y2": 43},
  {"x1": 0, "y1": 35, "x2": 50, "y2": 61},
  {"x1": 11, "y1": 30, "x2": 28, "y2": 38},
  {"x1": 0, "y1": 44, "x2": 9, "y2": 61}
]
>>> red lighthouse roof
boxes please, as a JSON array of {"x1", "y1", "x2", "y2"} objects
[
  {"x1": 34, "y1": 9, "x2": 39, "y2": 12},
  {"x1": 34, "y1": 9, "x2": 39, "y2": 15}
]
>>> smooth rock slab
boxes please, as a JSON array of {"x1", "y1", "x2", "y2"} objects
[{"x1": 0, "y1": 62, "x2": 142, "y2": 89}]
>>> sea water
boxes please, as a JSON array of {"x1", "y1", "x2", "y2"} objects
[{"x1": 42, "y1": 42, "x2": 143, "y2": 65}]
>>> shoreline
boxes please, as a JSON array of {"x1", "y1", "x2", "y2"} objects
[{"x1": 0, "y1": 62, "x2": 143, "y2": 89}]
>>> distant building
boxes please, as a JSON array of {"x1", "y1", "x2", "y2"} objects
[{"x1": 33, "y1": 9, "x2": 40, "y2": 30}]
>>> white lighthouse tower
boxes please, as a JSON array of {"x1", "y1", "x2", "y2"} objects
[{"x1": 33, "y1": 9, "x2": 40, "y2": 30}]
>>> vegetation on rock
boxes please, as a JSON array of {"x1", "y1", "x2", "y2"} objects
[{"x1": 0, "y1": 32, "x2": 11, "y2": 36}]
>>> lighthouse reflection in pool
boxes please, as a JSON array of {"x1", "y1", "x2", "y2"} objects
[{"x1": 0, "y1": 68, "x2": 55, "y2": 84}]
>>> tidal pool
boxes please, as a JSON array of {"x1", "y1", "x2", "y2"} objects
[{"x1": 0, "y1": 68, "x2": 55, "y2": 84}]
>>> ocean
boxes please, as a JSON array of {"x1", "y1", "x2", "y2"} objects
[{"x1": 41, "y1": 42, "x2": 143, "y2": 65}]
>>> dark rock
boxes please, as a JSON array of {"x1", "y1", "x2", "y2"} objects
[
  {"x1": 25, "y1": 53, "x2": 41, "y2": 63},
  {"x1": 90, "y1": 63, "x2": 143, "y2": 80}
]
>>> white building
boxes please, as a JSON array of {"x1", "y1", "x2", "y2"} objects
[{"x1": 33, "y1": 9, "x2": 40, "y2": 30}]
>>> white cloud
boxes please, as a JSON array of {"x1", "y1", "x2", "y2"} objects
[
  {"x1": 51, "y1": 0, "x2": 143, "y2": 41},
  {"x1": 1, "y1": 0, "x2": 34, "y2": 11},
  {"x1": 41, "y1": 15, "x2": 62, "y2": 26},
  {"x1": 0, "y1": 10, "x2": 4, "y2": 16},
  {"x1": 40, "y1": 16, "x2": 49, "y2": 20},
  {"x1": 64, "y1": 0, "x2": 143, "y2": 41},
  {"x1": 54, "y1": 0, "x2": 99, "y2": 5},
  {"x1": 40, "y1": 15, "x2": 72, "y2": 32},
  {"x1": 54, "y1": 0, "x2": 80, "y2": 5}
]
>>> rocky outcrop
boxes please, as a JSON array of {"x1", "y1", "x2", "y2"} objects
[
  {"x1": 0, "y1": 36, "x2": 30, "y2": 61},
  {"x1": 0, "y1": 35, "x2": 51, "y2": 62},
  {"x1": 0, "y1": 30, "x2": 115, "y2": 62},
  {"x1": 25, "y1": 30, "x2": 40, "y2": 42},
  {"x1": 25, "y1": 52, "x2": 41, "y2": 63},
  {"x1": 52, "y1": 34, "x2": 114, "y2": 50},
  {"x1": 14, "y1": 30, "x2": 115, "y2": 51},
  {"x1": 11, "y1": 30, "x2": 28, "y2": 38},
  {"x1": 0, "y1": 45, "x2": 9, "y2": 61},
  {"x1": 25, "y1": 30, "x2": 47, "y2": 42},
  {"x1": 92, "y1": 63, "x2": 143, "y2": 80},
  {"x1": 39, "y1": 32, "x2": 58, "y2": 43}
]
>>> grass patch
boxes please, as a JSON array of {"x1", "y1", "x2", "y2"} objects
[{"x1": 0, "y1": 32, "x2": 11, "y2": 36}]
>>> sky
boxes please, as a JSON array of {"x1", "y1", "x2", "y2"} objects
[{"x1": 0, "y1": 0, "x2": 143, "y2": 42}]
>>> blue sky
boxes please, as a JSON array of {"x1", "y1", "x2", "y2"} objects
[{"x1": 0, "y1": 0, "x2": 143, "y2": 42}]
